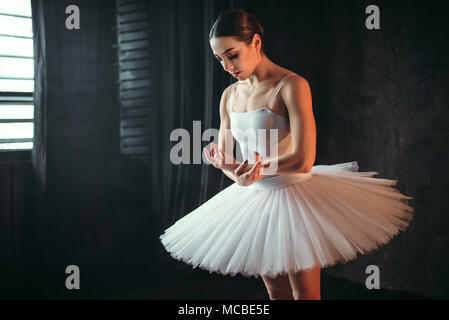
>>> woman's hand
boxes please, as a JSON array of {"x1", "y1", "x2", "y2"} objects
[
  {"x1": 234, "y1": 152, "x2": 269, "y2": 186},
  {"x1": 203, "y1": 142, "x2": 238, "y2": 172},
  {"x1": 233, "y1": 159, "x2": 263, "y2": 186}
]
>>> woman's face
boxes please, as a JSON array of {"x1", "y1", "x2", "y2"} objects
[{"x1": 209, "y1": 35, "x2": 261, "y2": 80}]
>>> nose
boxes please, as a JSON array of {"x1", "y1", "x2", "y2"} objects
[{"x1": 222, "y1": 59, "x2": 233, "y2": 72}]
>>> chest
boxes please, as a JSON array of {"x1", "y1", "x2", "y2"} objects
[
  {"x1": 230, "y1": 110, "x2": 290, "y2": 144},
  {"x1": 232, "y1": 83, "x2": 289, "y2": 117}
]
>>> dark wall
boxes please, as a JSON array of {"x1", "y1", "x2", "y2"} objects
[
  {"x1": 0, "y1": 0, "x2": 447, "y2": 299},
  {"x1": 1, "y1": 0, "x2": 156, "y2": 298},
  {"x1": 0, "y1": 155, "x2": 34, "y2": 264},
  {"x1": 245, "y1": 0, "x2": 448, "y2": 297}
]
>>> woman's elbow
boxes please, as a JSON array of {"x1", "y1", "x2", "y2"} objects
[
  {"x1": 299, "y1": 164, "x2": 312, "y2": 173},
  {"x1": 294, "y1": 158, "x2": 314, "y2": 173},
  {"x1": 304, "y1": 165, "x2": 313, "y2": 173}
]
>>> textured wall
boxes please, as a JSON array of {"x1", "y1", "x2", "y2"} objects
[
  {"x1": 246, "y1": 0, "x2": 448, "y2": 297},
  {"x1": 2, "y1": 0, "x2": 446, "y2": 299},
  {"x1": 7, "y1": 0, "x2": 156, "y2": 297}
]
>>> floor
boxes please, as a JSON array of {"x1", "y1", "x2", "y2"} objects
[
  {"x1": 75, "y1": 267, "x2": 435, "y2": 300},
  {"x1": 0, "y1": 258, "x2": 436, "y2": 300}
]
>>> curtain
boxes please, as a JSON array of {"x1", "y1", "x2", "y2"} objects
[
  {"x1": 148, "y1": 0, "x2": 247, "y2": 279},
  {"x1": 27, "y1": 0, "x2": 448, "y2": 298},
  {"x1": 31, "y1": 0, "x2": 47, "y2": 232},
  {"x1": 29, "y1": 0, "x2": 122, "y2": 274}
]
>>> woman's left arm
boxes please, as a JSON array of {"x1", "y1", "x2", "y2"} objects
[{"x1": 264, "y1": 75, "x2": 316, "y2": 174}]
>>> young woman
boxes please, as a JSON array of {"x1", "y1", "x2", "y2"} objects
[{"x1": 159, "y1": 9, "x2": 414, "y2": 300}]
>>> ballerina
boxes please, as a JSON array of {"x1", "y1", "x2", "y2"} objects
[{"x1": 159, "y1": 9, "x2": 414, "y2": 300}]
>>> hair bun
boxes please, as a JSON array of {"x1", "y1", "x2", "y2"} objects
[{"x1": 209, "y1": 9, "x2": 266, "y2": 54}]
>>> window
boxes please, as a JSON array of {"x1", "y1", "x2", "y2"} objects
[
  {"x1": 0, "y1": 0, "x2": 34, "y2": 151},
  {"x1": 116, "y1": 0, "x2": 152, "y2": 163}
]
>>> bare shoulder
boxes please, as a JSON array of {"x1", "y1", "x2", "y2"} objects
[
  {"x1": 284, "y1": 73, "x2": 309, "y2": 89},
  {"x1": 223, "y1": 82, "x2": 235, "y2": 100},
  {"x1": 281, "y1": 73, "x2": 311, "y2": 99},
  {"x1": 219, "y1": 83, "x2": 236, "y2": 118},
  {"x1": 280, "y1": 73, "x2": 313, "y2": 116}
]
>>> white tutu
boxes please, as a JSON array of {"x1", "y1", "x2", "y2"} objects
[{"x1": 159, "y1": 161, "x2": 414, "y2": 279}]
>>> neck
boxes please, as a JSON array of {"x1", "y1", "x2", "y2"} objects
[{"x1": 244, "y1": 55, "x2": 278, "y2": 87}]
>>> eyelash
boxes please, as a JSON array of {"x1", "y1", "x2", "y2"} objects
[{"x1": 217, "y1": 53, "x2": 238, "y2": 62}]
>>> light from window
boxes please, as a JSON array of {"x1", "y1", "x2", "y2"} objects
[{"x1": 0, "y1": 0, "x2": 34, "y2": 151}]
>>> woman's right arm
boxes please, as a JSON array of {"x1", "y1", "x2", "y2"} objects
[{"x1": 218, "y1": 85, "x2": 239, "y2": 182}]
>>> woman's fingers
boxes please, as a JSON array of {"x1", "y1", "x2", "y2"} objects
[
  {"x1": 203, "y1": 147, "x2": 217, "y2": 166},
  {"x1": 252, "y1": 152, "x2": 264, "y2": 180},
  {"x1": 205, "y1": 143, "x2": 242, "y2": 172},
  {"x1": 253, "y1": 151, "x2": 259, "y2": 163},
  {"x1": 219, "y1": 148, "x2": 226, "y2": 163},
  {"x1": 234, "y1": 159, "x2": 248, "y2": 176},
  {"x1": 256, "y1": 161, "x2": 263, "y2": 180},
  {"x1": 244, "y1": 161, "x2": 262, "y2": 181},
  {"x1": 253, "y1": 162, "x2": 263, "y2": 181},
  {"x1": 211, "y1": 143, "x2": 217, "y2": 160},
  {"x1": 211, "y1": 142, "x2": 224, "y2": 163},
  {"x1": 215, "y1": 145, "x2": 224, "y2": 163},
  {"x1": 262, "y1": 161, "x2": 270, "y2": 168},
  {"x1": 211, "y1": 144, "x2": 221, "y2": 163},
  {"x1": 253, "y1": 152, "x2": 264, "y2": 179},
  {"x1": 218, "y1": 148, "x2": 225, "y2": 163},
  {"x1": 256, "y1": 155, "x2": 263, "y2": 180},
  {"x1": 203, "y1": 147, "x2": 211, "y2": 163}
]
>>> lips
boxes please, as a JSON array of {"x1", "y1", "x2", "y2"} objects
[{"x1": 232, "y1": 72, "x2": 241, "y2": 77}]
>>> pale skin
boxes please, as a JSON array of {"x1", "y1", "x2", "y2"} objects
[{"x1": 204, "y1": 33, "x2": 320, "y2": 300}]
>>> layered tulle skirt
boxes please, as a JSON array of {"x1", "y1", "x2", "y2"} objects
[{"x1": 159, "y1": 161, "x2": 414, "y2": 279}]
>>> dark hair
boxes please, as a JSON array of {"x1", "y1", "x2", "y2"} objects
[{"x1": 209, "y1": 9, "x2": 265, "y2": 55}]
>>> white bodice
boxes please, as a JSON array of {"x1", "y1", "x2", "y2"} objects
[{"x1": 228, "y1": 74, "x2": 295, "y2": 178}]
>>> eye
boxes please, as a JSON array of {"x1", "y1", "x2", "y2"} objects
[{"x1": 228, "y1": 53, "x2": 238, "y2": 59}]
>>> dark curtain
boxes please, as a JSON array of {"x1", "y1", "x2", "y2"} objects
[
  {"x1": 148, "y1": 0, "x2": 248, "y2": 279},
  {"x1": 28, "y1": 0, "x2": 130, "y2": 296},
  {"x1": 27, "y1": 0, "x2": 249, "y2": 296},
  {"x1": 19, "y1": 0, "x2": 449, "y2": 298},
  {"x1": 31, "y1": 0, "x2": 47, "y2": 213}
]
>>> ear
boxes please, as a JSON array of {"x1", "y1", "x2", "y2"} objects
[{"x1": 251, "y1": 33, "x2": 262, "y2": 51}]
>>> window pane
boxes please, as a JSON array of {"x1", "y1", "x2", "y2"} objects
[
  {"x1": 0, "y1": 57, "x2": 34, "y2": 78},
  {"x1": 0, "y1": 0, "x2": 31, "y2": 17},
  {"x1": 0, "y1": 122, "x2": 33, "y2": 139},
  {"x1": 0, "y1": 142, "x2": 33, "y2": 150},
  {"x1": 0, "y1": 15, "x2": 32, "y2": 37},
  {"x1": 0, "y1": 79, "x2": 34, "y2": 92},
  {"x1": 0, "y1": 105, "x2": 33, "y2": 119},
  {"x1": 0, "y1": 0, "x2": 34, "y2": 152},
  {"x1": 0, "y1": 36, "x2": 33, "y2": 57}
]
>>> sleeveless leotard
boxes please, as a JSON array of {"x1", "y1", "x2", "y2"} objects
[{"x1": 228, "y1": 73, "x2": 296, "y2": 179}]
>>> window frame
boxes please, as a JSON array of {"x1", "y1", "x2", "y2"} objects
[{"x1": 0, "y1": 8, "x2": 34, "y2": 159}]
